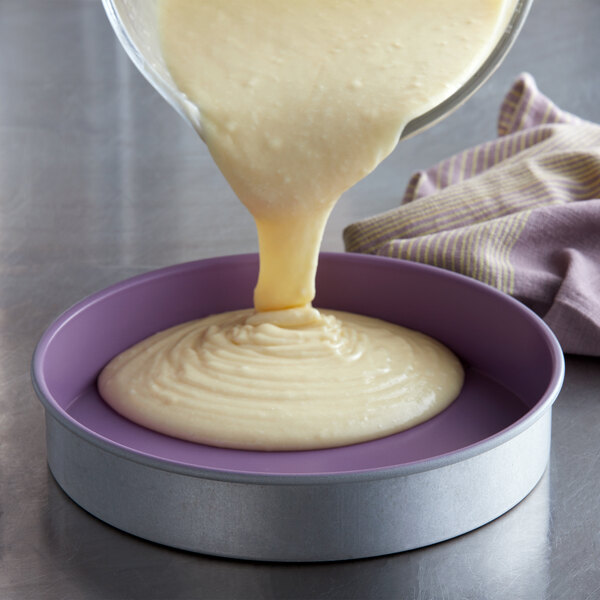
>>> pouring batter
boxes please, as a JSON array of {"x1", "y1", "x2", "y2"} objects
[{"x1": 99, "y1": 0, "x2": 514, "y2": 450}]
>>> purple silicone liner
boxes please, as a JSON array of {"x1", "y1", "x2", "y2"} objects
[{"x1": 32, "y1": 253, "x2": 564, "y2": 560}]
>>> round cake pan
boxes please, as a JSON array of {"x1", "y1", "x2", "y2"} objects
[{"x1": 32, "y1": 253, "x2": 564, "y2": 562}]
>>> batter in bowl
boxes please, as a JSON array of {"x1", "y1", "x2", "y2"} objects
[{"x1": 99, "y1": 0, "x2": 515, "y2": 450}]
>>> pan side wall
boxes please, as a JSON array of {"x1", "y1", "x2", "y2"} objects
[{"x1": 44, "y1": 411, "x2": 551, "y2": 562}]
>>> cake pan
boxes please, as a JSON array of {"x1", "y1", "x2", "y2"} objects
[{"x1": 32, "y1": 253, "x2": 564, "y2": 562}]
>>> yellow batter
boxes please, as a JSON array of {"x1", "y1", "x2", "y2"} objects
[
  {"x1": 99, "y1": 0, "x2": 514, "y2": 450},
  {"x1": 99, "y1": 309, "x2": 463, "y2": 451}
]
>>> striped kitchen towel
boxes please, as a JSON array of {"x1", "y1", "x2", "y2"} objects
[{"x1": 344, "y1": 74, "x2": 600, "y2": 355}]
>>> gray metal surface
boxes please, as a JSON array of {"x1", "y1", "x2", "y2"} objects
[{"x1": 2, "y1": 0, "x2": 600, "y2": 596}]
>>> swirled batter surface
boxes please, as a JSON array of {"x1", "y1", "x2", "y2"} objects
[{"x1": 98, "y1": 308, "x2": 463, "y2": 450}]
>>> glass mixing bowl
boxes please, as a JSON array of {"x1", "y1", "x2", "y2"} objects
[{"x1": 102, "y1": 0, "x2": 532, "y2": 140}]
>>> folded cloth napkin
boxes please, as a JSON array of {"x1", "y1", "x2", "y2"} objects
[{"x1": 344, "y1": 73, "x2": 600, "y2": 356}]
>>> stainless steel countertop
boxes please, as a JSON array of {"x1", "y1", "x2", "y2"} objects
[{"x1": 2, "y1": 1, "x2": 599, "y2": 598}]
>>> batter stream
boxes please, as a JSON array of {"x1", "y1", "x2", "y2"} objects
[{"x1": 99, "y1": 0, "x2": 514, "y2": 450}]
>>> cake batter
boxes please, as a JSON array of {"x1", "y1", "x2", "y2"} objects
[{"x1": 99, "y1": 0, "x2": 515, "y2": 450}]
